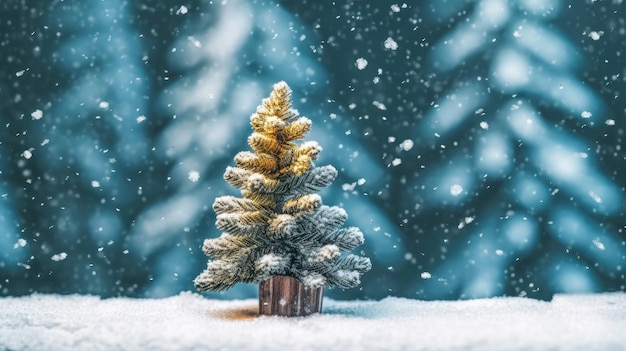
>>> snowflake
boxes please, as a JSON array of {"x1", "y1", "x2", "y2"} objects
[
  {"x1": 13, "y1": 238, "x2": 27, "y2": 249},
  {"x1": 372, "y1": 101, "x2": 387, "y2": 110},
  {"x1": 188, "y1": 170, "x2": 200, "y2": 182},
  {"x1": 588, "y1": 31, "x2": 603, "y2": 40},
  {"x1": 31, "y1": 109, "x2": 43, "y2": 120},
  {"x1": 176, "y1": 5, "x2": 188, "y2": 15},
  {"x1": 399, "y1": 139, "x2": 414, "y2": 151},
  {"x1": 355, "y1": 57, "x2": 368, "y2": 70},
  {"x1": 384, "y1": 37, "x2": 398, "y2": 50},
  {"x1": 449, "y1": 184, "x2": 463, "y2": 196},
  {"x1": 51, "y1": 252, "x2": 68, "y2": 261}
]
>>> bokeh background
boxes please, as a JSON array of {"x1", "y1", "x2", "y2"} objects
[{"x1": 1, "y1": 0, "x2": 625, "y2": 301}]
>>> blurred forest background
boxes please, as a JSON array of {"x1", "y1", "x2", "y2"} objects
[{"x1": 1, "y1": 0, "x2": 625, "y2": 301}]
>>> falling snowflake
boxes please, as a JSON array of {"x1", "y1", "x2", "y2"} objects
[
  {"x1": 457, "y1": 216, "x2": 475, "y2": 229},
  {"x1": 187, "y1": 36, "x2": 202, "y2": 48},
  {"x1": 450, "y1": 184, "x2": 463, "y2": 196},
  {"x1": 176, "y1": 5, "x2": 188, "y2": 15},
  {"x1": 581, "y1": 111, "x2": 592, "y2": 119},
  {"x1": 188, "y1": 170, "x2": 200, "y2": 182},
  {"x1": 342, "y1": 182, "x2": 357, "y2": 191},
  {"x1": 355, "y1": 57, "x2": 368, "y2": 70},
  {"x1": 399, "y1": 139, "x2": 414, "y2": 151},
  {"x1": 384, "y1": 37, "x2": 398, "y2": 50},
  {"x1": 588, "y1": 31, "x2": 603, "y2": 40},
  {"x1": 588, "y1": 191, "x2": 602, "y2": 203},
  {"x1": 592, "y1": 239, "x2": 606, "y2": 251},
  {"x1": 31, "y1": 109, "x2": 43, "y2": 120},
  {"x1": 421, "y1": 272, "x2": 432, "y2": 279},
  {"x1": 13, "y1": 238, "x2": 27, "y2": 249},
  {"x1": 372, "y1": 101, "x2": 387, "y2": 110},
  {"x1": 51, "y1": 252, "x2": 68, "y2": 261}
]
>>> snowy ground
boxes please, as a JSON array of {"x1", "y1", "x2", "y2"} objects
[{"x1": 1, "y1": 293, "x2": 624, "y2": 351}]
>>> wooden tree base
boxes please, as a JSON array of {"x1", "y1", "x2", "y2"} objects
[{"x1": 259, "y1": 275, "x2": 323, "y2": 317}]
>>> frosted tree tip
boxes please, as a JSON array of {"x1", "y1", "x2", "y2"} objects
[{"x1": 273, "y1": 80, "x2": 290, "y2": 91}]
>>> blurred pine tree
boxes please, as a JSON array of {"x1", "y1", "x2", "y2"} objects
[
  {"x1": 411, "y1": 0, "x2": 626, "y2": 299},
  {"x1": 0, "y1": 0, "x2": 154, "y2": 296}
]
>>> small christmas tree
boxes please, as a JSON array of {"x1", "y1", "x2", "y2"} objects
[{"x1": 194, "y1": 81, "x2": 371, "y2": 316}]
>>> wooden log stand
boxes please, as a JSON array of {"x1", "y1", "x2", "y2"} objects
[{"x1": 259, "y1": 275, "x2": 323, "y2": 317}]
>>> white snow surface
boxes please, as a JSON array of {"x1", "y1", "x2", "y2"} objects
[{"x1": 1, "y1": 292, "x2": 624, "y2": 351}]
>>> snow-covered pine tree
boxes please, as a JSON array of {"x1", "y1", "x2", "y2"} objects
[
  {"x1": 194, "y1": 81, "x2": 371, "y2": 295},
  {"x1": 128, "y1": 0, "x2": 402, "y2": 299}
]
